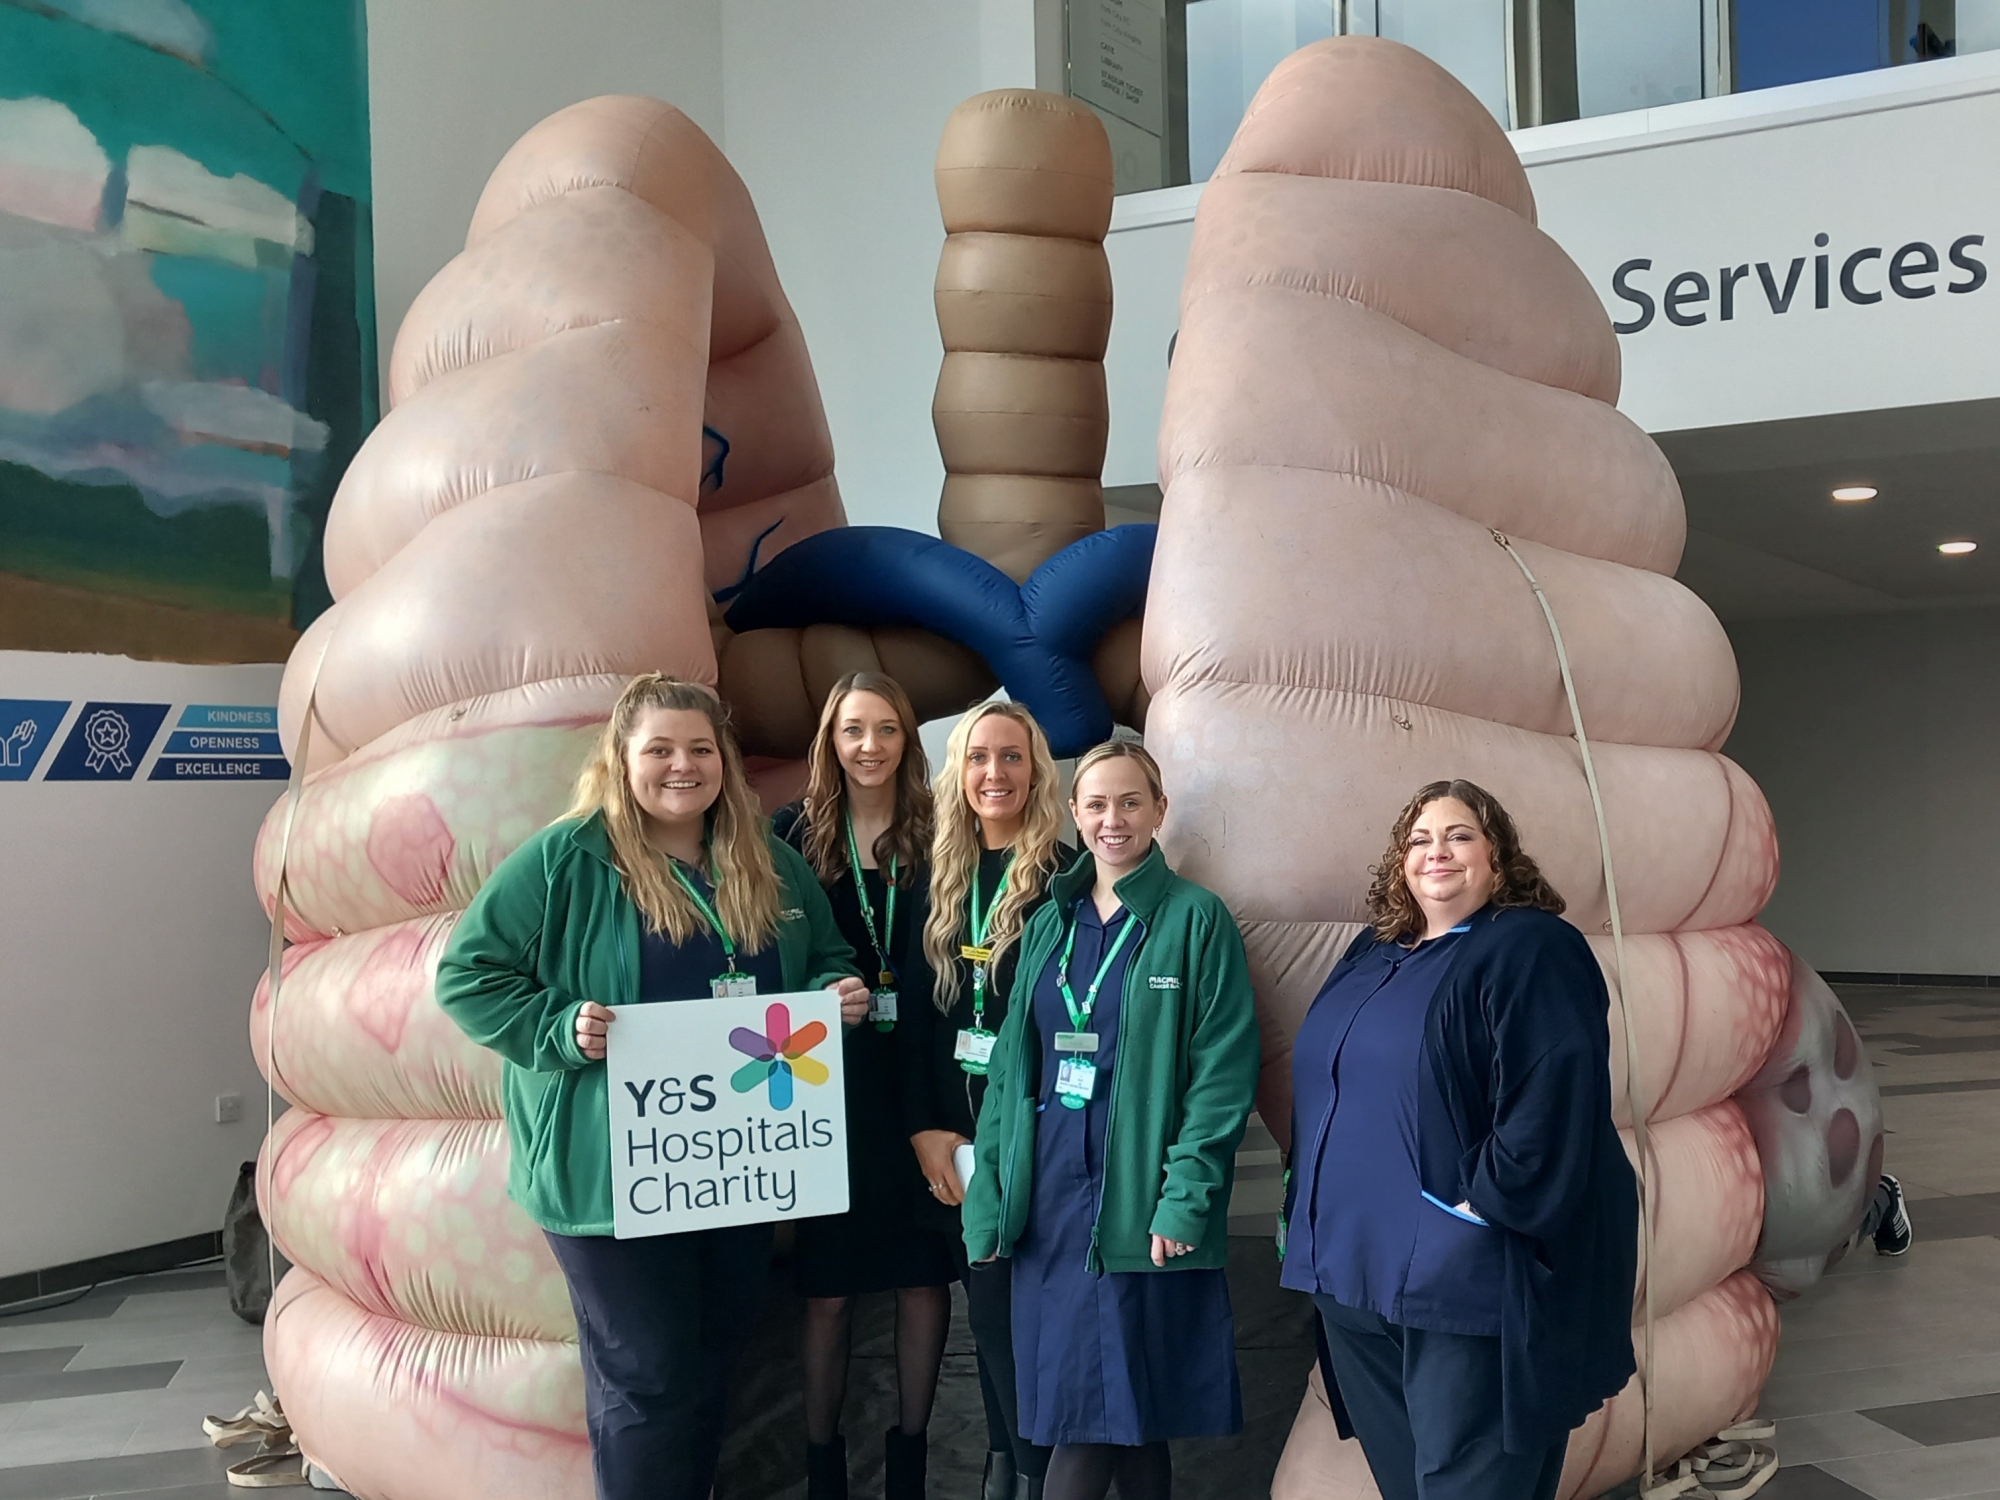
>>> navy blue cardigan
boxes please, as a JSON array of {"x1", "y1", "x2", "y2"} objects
[{"x1": 1308, "y1": 905, "x2": 1638, "y2": 1454}]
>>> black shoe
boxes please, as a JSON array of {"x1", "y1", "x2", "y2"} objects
[
  {"x1": 1013, "y1": 1477, "x2": 1043, "y2": 1500},
  {"x1": 885, "y1": 1427, "x2": 927, "y2": 1500},
  {"x1": 981, "y1": 1450, "x2": 1017, "y2": 1500},
  {"x1": 807, "y1": 1436, "x2": 849, "y2": 1500},
  {"x1": 1874, "y1": 1173, "x2": 1912, "y2": 1256}
]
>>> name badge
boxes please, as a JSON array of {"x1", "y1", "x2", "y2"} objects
[
  {"x1": 869, "y1": 988, "x2": 899, "y2": 1026},
  {"x1": 955, "y1": 1027, "x2": 997, "y2": 1074},
  {"x1": 710, "y1": 973, "x2": 757, "y2": 999},
  {"x1": 1055, "y1": 1056, "x2": 1097, "y2": 1108},
  {"x1": 1053, "y1": 1031, "x2": 1098, "y2": 1053},
  {"x1": 961, "y1": 944, "x2": 992, "y2": 963}
]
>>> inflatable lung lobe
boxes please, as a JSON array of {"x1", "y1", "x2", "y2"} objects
[
  {"x1": 253, "y1": 99, "x2": 847, "y2": 1500},
  {"x1": 1145, "y1": 38, "x2": 1874, "y2": 1496}
]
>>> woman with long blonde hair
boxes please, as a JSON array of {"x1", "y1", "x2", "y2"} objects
[
  {"x1": 772, "y1": 672, "x2": 954, "y2": 1500},
  {"x1": 902, "y1": 699, "x2": 1074, "y2": 1500},
  {"x1": 437, "y1": 673, "x2": 867, "y2": 1500}
]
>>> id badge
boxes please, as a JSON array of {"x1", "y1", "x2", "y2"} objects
[
  {"x1": 961, "y1": 944, "x2": 993, "y2": 964},
  {"x1": 1053, "y1": 1031, "x2": 1098, "y2": 1054},
  {"x1": 955, "y1": 1027, "x2": 997, "y2": 1074},
  {"x1": 1055, "y1": 1056, "x2": 1097, "y2": 1108},
  {"x1": 869, "y1": 988, "x2": 899, "y2": 1026},
  {"x1": 710, "y1": 973, "x2": 758, "y2": 998}
]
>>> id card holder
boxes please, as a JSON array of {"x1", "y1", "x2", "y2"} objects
[
  {"x1": 1055, "y1": 1056, "x2": 1097, "y2": 1109},
  {"x1": 955, "y1": 1027, "x2": 996, "y2": 1074},
  {"x1": 869, "y1": 988, "x2": 899, "y2": 1027},
  {"x1": 961, "y1": 944, "x2": 993, "y2": 964},
  {"x1": 711, "y1": 972, "x2": 758, "y2": 999},
  {"x1": 1053, "y1": 1031, "x2": 1098, "y2": 1054}
]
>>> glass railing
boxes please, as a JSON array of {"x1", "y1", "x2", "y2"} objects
[{"x1": 1063, "y1": 0, "x2": 2000, "y2": 194}]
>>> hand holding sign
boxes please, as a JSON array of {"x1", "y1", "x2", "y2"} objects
[
  {"x1": 831, "y1": 975, "x2": 869, "y2": 1027},
  {"x1": 575, "y1": 1001, "x2": 614, "y2": 1061}
]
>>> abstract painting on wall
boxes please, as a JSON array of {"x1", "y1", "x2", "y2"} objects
[{"x1": 0, "y1": 0, "x2": 374, "y2": 662}]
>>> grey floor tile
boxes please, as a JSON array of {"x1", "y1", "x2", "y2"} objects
[
  {"x1": 1773, "y1": 1309, "x2": 2000, "y2": 1379},
  {"x1": 1760, "y1": 1353, "x2": 2000, "y2": 1421},
  {"x1": 1890, "y1": 1195, "x2": 2000, "y2": 1243},
  {"x1": 0, "y1": 1444, "x2": 228, "y2": 1498},
  {"x1": 0, "y1": 1354, "x2": 78, "y2": 1380},
  {"x1": 1777, "y1": 1412, "x2": 1925, "y2": 1467},
  {"x1": 1863, "y1": 1392, "x2": 2000, "y2": 1447},
  {"x1": 1880, "y1": 1080, "x2": 2000, "y2": 1097},
  {"x1": 1763, "y1": 1467, "x2": 1878, "y2": 1500},
  {"x1": 0, "y1": 1301, "x2": 124, "y2": 1330},
  {"x1": 0, "y1": 1368, "x2": 180, "y2": 1411},
  {"x1": 1822, "y1": 1435, "x2": 2000, "y2": 1499}
]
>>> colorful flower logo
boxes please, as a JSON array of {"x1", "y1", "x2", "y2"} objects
[{"x1": 729, "y1": 1002, "x2": 830, "y2": 1110}]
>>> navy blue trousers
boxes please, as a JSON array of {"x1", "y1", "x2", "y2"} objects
[
  {"x1": 547, "y1": 1224, "x2": 772, "y2": 1500},
  {"x1": 1314, "y1": 1298, "x2": 1566, "y2": 1500}
]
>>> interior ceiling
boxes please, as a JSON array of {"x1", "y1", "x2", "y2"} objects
[
  {"x1": 1108, "y1": 398, "x2": 2000, "y2": 625},
  {"x1": 1660, "y1": 397, "x2": 2000, "y2": 622}
]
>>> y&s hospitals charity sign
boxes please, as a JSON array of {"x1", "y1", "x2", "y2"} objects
[{"x1": 608, "y1": 992, "x2": 849, "y2": 1238}]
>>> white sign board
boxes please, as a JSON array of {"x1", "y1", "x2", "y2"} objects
[{"x1": 607, "y1": 991, "x2": 848, "y2": 1238}]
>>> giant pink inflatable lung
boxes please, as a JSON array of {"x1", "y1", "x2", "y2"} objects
[
  {"x1": 252, "y1": 98, "x2": 845, "y2": 1500},
  {"x1": 1143, "y1": 38, "x2": 1878, "y2": 1497}
]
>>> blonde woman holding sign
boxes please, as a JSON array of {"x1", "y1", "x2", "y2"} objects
[
  {"x1": 961, "y1": 741, "x2": 1259, "y2": 1500},
  {"x1": 903, "y1": 700, "x2": 1075, "y2": 1500},
  {"x1": 436, "y1": 674, "x2": 865, "y2": 1500}
]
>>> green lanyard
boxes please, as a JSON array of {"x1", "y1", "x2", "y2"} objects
[
  {"x1": 1057, "y1": 907, "x2": 1139, "y2": 1033},
  {"x1": 965, "y1": 856, "x2": 1013, "y2": 1027},
  {"x1": 670, "y1": 860, "x2": 744, "y2": 977},
  {"x1": 844, "y1": 811, "x2": 898, "y2": 985}
]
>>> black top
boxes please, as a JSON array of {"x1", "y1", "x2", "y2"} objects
[
  {"x1": 899, "y1": 840, "x2": 1077, "y2": 1234},
  {"x1": 1299, "y1": 906, "x2": 1639, "y2": 1454},
  {"x1": 635, "y1": 861, "x2": 785, "y2": 1001}
]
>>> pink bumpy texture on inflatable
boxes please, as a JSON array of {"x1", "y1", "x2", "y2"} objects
[
  {"x1": 253, "y1": 98, "x2": 845, "y2": 1499},
  {"x1": 1143, "y1": 38, "x2": 1879, "y2": 1497}
]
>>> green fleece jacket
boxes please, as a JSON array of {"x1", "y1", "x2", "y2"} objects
[
  {"x1": 435, "y1": 812, "x2": 858, "y2": 1236},
  {"x1": 960, "y1": 843, "x2": 1259, "y2": 1273}
]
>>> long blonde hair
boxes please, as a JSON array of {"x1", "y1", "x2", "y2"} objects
[
  {"x1": 923, "y1": 700, "x2": 1065, "y2": 1010},
  {"x1": 799, "y1": 672, "x2": 933, "y2": 887},
  {"x1": 564, "y1": 673, "x2": 782, "y2": 950}
]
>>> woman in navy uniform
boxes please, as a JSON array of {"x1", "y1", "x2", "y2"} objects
[
  {"x1": 1283, "y1": 779, "x2": 1639, "y2": 1500},
  {"x1": 774, "y1": 672, "x2": 956, "y2": 1500}
]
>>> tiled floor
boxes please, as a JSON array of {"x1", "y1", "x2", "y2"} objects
[{"x1": 4, "y1": 983, "x2": 1999, "y2": 1499}]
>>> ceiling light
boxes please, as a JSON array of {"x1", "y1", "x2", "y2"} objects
[
  {"x1": 1939, "y1": 540, "x2": 1978, "y2": 555},
  {"x1": 1831, "y1": 486, "x2": 1877, "y2": 502}
]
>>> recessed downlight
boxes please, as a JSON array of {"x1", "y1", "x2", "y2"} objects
[
  {"x1": 1831, "y1": 485, "x2": 1877, "y2": 502},
  {"x1": 1939, "y1": 540, "x2": 1978, "y2": 556}
]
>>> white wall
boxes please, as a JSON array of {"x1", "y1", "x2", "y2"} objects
[
  {"x1": 366, "y1": 0, "x2": 725, "y2": 388},
  {"x1": 721, "y1": 0, "x2": 1035, "y2": 535},
  {"x1": 1724, "y1": 607, "x2": 2000, "y2": 977},
  {"x1": 0, "y1": 655, "x2": 283, "y2": 1278}
]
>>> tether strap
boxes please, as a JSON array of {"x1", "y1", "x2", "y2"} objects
[{"x1": 1493, "y1": 530, "x2": 1660, "y2": 1495}]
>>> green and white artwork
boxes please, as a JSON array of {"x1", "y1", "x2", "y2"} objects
[{"x1": 0, "y1": 0, "x2": 374, "y2": 660}]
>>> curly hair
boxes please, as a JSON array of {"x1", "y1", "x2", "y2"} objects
[{"x1": 1366, "y1": 779, "x2": 1564, "y2": 944}]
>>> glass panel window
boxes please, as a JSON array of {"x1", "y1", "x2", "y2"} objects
[
  {"x1": 1186, "y1": 0, "x2": 1335, "y2": 181},
  {"x1": 1353, "y1": 0, "x2": 1512, "y2": 123},
  {"x1": 1575, "y1": 0, "x2": 1704, "y2": 115}
]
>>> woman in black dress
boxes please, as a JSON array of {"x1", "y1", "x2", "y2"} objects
[
  {"x1": 776, "y1": 673, "x2": 957, "y2": 1500},
  {"x1": 903, "y1": 700, "x2": 1075, "y2": 1500}
]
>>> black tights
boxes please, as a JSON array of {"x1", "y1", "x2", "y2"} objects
[
  {"x1": 1042, "y1": 1441, "x2": 1172, "y2": 1500},
  {"x1": 802, "y1": 1286, "x2": 953, "y2": 1443}
]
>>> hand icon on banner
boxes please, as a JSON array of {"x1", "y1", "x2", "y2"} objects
[{"x1": 0, "y1": 720, "x2": 35, "y2": 769}]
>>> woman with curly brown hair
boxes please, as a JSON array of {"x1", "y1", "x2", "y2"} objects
[{"x1": 1280, "y1": 780, "x2": 1638, "y2": 1500}]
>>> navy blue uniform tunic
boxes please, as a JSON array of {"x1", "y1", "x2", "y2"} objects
[
  {"x1": 1011, "y1": 898, "x2": 1242, "y2": 1446},
  {"x1": 635, "y1": 863, "x2": 786, "y2": 1002},
  {"x1": 1282, "y1": 925, "x2": 1505, "y2": 1336}
]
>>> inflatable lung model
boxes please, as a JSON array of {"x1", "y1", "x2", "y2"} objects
[{"x1": 1141, "y1": 38, "x2": 1880, "y2": 1498}]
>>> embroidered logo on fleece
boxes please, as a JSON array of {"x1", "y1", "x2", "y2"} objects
[
  {"x1": 780, "y1": 907, "x2": 806, "y2": 921},
  {"x1": 1147, "y1": 976, "x2": 1181, "y2": 990}
]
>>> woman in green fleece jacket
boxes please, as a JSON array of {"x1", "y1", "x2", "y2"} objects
[
  {"x1": 436, "y1": 673, "x2": 866, "y2": 1500},
  {"x1": 961, "y1": 740, "x2": 1259, "y2": 1500}
]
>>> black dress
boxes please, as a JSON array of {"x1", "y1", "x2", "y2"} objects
[{"x1": 774, "y1": 805, "x2": 955, "y2": 1297}]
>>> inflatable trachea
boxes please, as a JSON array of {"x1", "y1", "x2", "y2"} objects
[
  {"x1": 933, "y1": 90, "x2": 1115, "y2": 583},
  {"x1": 1142, "y1": 37, "x2": 1881, "y2": 1499}
]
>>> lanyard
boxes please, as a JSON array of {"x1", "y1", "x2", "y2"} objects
[
  {"x1": 844, "y1": 811, "x2": 898, "y2": 980},
  {"x1": 966, "y1": 855, "x2": 1013, "y2": 1026},
  {"x1": 1057, "y1": 905, "x2": 1139, "y2": 1032},
  {"x1": 669, "y1": 860, "x2": 741, "y2": 974}
]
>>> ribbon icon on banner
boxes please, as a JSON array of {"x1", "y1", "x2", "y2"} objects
[{"x1": 81, "y1": 708, "x2": 133, "y2": 774}]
